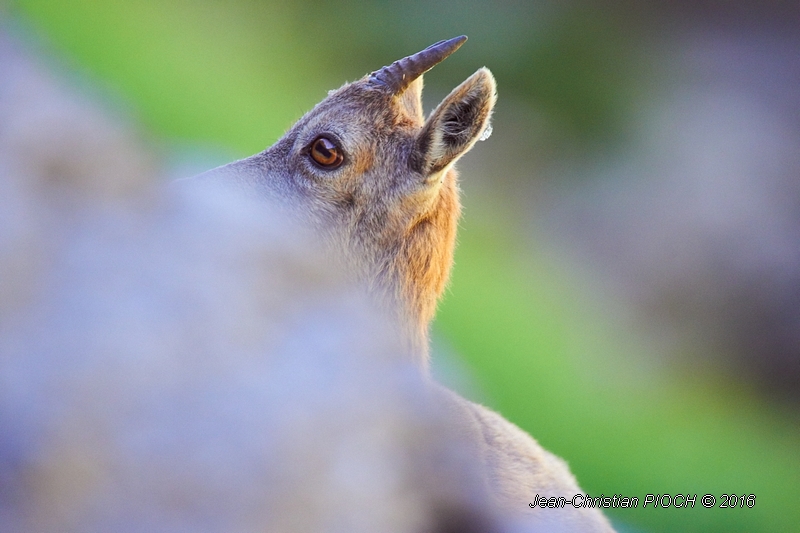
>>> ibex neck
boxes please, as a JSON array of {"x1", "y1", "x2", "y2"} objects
[{"x1": 392, "y1": 171, "x2": 461, "y2": 367}]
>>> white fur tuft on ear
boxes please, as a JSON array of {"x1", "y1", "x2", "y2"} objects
[{"x1": 417, "y1": 68, "x2": 496, "y2": 177}]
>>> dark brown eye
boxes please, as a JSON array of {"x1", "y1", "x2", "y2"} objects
[{"x1": 309, "y1": 136, "x2": 344, "y2": 169}]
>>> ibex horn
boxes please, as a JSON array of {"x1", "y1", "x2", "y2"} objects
[{"x1": 369, "y1": 35, "x2": 468, "y2": 94}]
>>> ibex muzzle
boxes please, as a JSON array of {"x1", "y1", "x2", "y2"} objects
[{"x1": 197, "y1": 37, "x2": 496, "y2": 365}]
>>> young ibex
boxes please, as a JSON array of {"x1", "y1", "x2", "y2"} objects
[
  {"x1": 1, "y1": 30, "x2": 507, "y2": 532},
  {"x1": 196, "y1": 37, "x2": 615, "y2": 531},
  {"x1": 197, "y1": 36, "x2": 489, "y2": 364}
]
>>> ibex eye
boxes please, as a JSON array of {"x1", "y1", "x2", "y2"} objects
[{"x1": 309, "y1": 136, "x2": 344, "y2": 169}]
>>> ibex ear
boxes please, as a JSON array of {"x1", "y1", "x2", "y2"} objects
[{"x1": 416, "y1": 68, "x2": 496, "y2": 177}]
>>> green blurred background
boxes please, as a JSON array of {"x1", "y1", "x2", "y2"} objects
[{"x1": 5, "y1": 1, "x2": 799, "y2": 531}]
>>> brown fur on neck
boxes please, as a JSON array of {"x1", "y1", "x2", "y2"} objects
[{"x1": 394, "y1": 168, "x2": 461, "y2": 361}]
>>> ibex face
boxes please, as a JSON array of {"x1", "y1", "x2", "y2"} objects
[{"x1": 199, "y1": 37, "x2": 496, "y2": 364}]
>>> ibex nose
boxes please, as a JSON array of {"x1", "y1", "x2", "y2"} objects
[{"x1": 369, "y1": 36, "x2": 468, "y2": 95}]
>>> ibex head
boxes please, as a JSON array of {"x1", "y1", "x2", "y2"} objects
[{"x1": 197, "y1": 37, "x2": 496, "y2": 365}]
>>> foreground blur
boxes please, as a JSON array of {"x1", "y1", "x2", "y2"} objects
[{"x1": 0, "y1": 30, "x2": 513, "y2": 533}]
